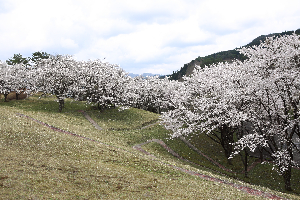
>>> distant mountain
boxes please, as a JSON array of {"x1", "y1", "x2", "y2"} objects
[
  {"x1": 128, "y1": 73, "x2": 162, "y2": 78},
  {"x1": 169, "y1": 28, "x2": 300, "y2": 81}
]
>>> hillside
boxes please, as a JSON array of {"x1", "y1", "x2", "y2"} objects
[
  {"x1": 0, "y1": 95, "x2": 262, "y2": 199},
  {"x1": 1, "y1": 95, "x2": 299, "y2": 199},
  {"x1": 169, "y1": 28, "x2": 300, "y2": 81}
]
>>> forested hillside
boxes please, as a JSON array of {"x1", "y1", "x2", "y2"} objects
[{"x1": 169, "y1": 28, "x2": 300, "y2": 81}]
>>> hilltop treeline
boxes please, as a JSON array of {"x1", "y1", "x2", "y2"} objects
[{"x1": 169, "y1": 28, "x2": 300, "y2": 81}]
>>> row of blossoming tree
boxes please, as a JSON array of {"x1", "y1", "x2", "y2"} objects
[
  {"x1": 160, "y1": 34, "x2": 300, "y2": 191},
  {"x1": 0, "y1": 54, "x2": 181, "y2": 113},
  {"x1": 0, "y1": 34, "x2": 299, "y2": 191}
]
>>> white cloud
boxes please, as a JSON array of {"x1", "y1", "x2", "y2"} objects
[
  {"x1": 0, "y1": 0, "x2": 299, "y2": 74},
  {"x1": 60, "y1": 38, "x2": 78, "y2": 49}
]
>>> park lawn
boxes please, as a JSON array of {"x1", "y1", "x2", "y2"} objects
[{"x1": 0, "y1": 94, "x2": 298, "y2": 199}]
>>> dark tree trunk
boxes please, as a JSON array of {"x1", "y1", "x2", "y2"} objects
[
  {"x1": 283, "y1": 165, "x2": 292, "y2": 191},
  {"x1": 259, "y1": 147, "x2": 264, "y2": 162},
  {"x1": 282, "y1": 141, "x2": 294, "y2": 191},
  {"x1": 244, "y1": 149, "x2": 248, "y2": 178},
  {"x1": 58, "y1": 98, "x2": 64, "y2": 112},
  {"x1": 4, "y1": 93, "x2": 8, "y2": 102},
  {"x1": 220, "y1": 124, "x2": 234, "y2": 165}
]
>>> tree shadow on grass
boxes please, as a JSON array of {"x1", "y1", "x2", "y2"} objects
[
  {"x1": 86, "y1": 107, "x2": 159, "y2": 131},
  {"x1": 187, "y1": 133, "x2": 300, "y2": 196},
  {"x1": 0, "y1": 94, "x2": 89, "y2": 114}
]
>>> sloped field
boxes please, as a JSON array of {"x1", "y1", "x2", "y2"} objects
[{"x1": 0, "y1": 95, "x2": 297, "y2": 199}]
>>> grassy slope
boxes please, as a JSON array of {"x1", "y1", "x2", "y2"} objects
[
  {"x1": 188, "y1": 134, "x2": 300, "y2": 193},
  {"x1": 0, "y1": 94, "x2": 298, "y2": 199}
]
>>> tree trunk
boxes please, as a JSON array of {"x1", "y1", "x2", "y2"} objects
[
  {"x1": 283, "y1": 165, "x2": 292, "y2": 191},
  {"x1": 244, "y1": 149, "x2": 248, "y2": 178},
  {"x1": 220, "y1": 124, "x2": 234, "y2": 165},
  {"x1": 282, "y1": 141, "x2": 294, "y2": 191},
  {"x1": 259, "y1": 147, "x2": 264, "y2": 163},
  {"x1": 58, "y1": 98, "x2": 64, "y2": 112},
  {"x1": 4, "y1": 93, "x2": 8, "y2": 102}
]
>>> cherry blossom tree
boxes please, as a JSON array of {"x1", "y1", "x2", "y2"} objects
[
  {"x1": 30, "y1": 54, "x2": 135, "y2": 112},
  {"x1": 33, "y1": 55, "x2": 81, "y2": 112},
  {"x1": 0, "y1": 62, "x2": 11, "y2": 101},
  {"x1": 125, "y1": 75, "x2": 163, "y2": 113},
  {"x1": 161, "y1": 33, "x2": 300, "y2": 190},
  {"x1": 231, "y1": 34, "x2": 300, "y2": 191},
  {"x1": 0, "y1": 62, "x2": 33, "y2": 101},
  {"x1": 120, "y1": 75, "x2": 184, "y2": 113},
  {"x1": 161, "y1": 61, "x2": 249, "y2": 164},
  {"x1": 74, "y1": 59, "x2": 130, "y2": 110}
]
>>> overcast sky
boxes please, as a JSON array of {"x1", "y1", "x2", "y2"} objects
[{"x1": 0, "y1": 0, "x2": 299, "y2": 75}]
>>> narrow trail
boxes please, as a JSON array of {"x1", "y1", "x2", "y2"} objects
[
  {"x1": 78, "y1": 110, "x2": 103, "y2": 130},
  {"x1": 16, "y1": 112, "x2": 288, "y2": 200},
  {"x1": 134, "y1": 138, "x2": 261, "y2": 175},
  {"x1": 140, "y1": 121, "x2": 160, "y2": 130},
  {"x1": 178, "y1": 136, "x2": 261, "y2": 174}
]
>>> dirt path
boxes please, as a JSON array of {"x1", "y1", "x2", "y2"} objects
[
  {"x1": 78, "y1": 110, "x2": 103, "y2": 130},
  {"x1": 140, "y1": 121, "x2": 160, "y2": 130},
  {"x1": 16, "y1": 112, "x2": 288, "y2": 199},
  {"x1": 178, "y1": 136, "x2": 261, "y2": 174}
]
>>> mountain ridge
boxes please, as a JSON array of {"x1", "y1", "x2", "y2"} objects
[
  {"x1": 168, "y1": 28, "x2": 300, "y2": 81},
  {"x1": 128, "y1": 72, "x2": 162, "y2": 78}
]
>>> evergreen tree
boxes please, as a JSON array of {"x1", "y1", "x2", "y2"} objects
[{"x1": 6, "y1": 53, "x2": 30, "y2": 66}]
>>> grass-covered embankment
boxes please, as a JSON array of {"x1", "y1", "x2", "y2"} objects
[{"x1": 0, "y1": 94, "x2": 298, "y2": 199}]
